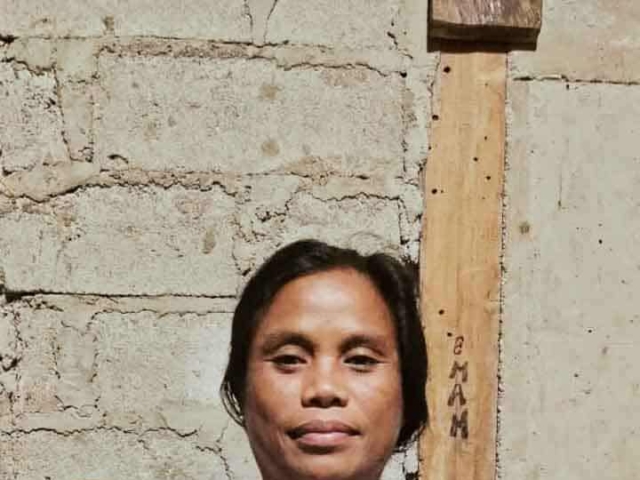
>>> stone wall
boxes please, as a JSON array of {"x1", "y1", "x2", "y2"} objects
[
  {"x1": 0, "y1": 0, "x2": 432, "y2": 478},
  {"x1": 1, "y1": 0, "x2": 639, "y2": 479}
]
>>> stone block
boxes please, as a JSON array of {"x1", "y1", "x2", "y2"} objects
[
  {"x1": 0, "y1": 162, "x2": 100, "y2": 201},
  {"x1": 1, "y1": 430, "x2": 227, "y2": 479},
  {"x1": 233, "y1": 176, "x2": 404, "y2": 275},
  {"x1": 56, "y1": 40, "x2": 101, "y2": 161},
  {"x1": 511, "y1": 0, "x2": 640, "y2": 82},
  {"x1": 0, "y1": 186, "x2": 238, "y2": 296},
  {"x1": 0, "y1": 173, "x2": 411, "y2": 296},
  {"x1": 1, "y1": 301, "x2": 99, "y2": 433},
  {"x1": 5, "y1": 38, "x2": 55, "y2": 72},
  {"x1": 95, "y1": 310, "x2": 232, "y2": 437},
  {"x1": 0, "y1": 1, "x2": 106, "y2": 37},
  {"x1": 0, "y1": 63, "x2": 68, "y2": 171},
  {"x1": 1, "y1": 296, "x2": 236, "y2": 433},
  {"x1": 0, "y1": 310, "x2": 19, "y2": 428},
  {"x1": 0, "y1": 0, "x2": 250, "y2": 41},
  {"x1": 502, "y1": 80, "x2": 640, "y2": 479},
  {"x1": 110, "y1": 0, "x2": 251, "y2": 41},
  {"x1": 265, "y1": 0, "x2": 401, "y2": 49},
  {"x1": 95, "y1": 53, "x2": 404, "y2": 176}
]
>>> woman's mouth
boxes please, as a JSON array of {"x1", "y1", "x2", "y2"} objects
[{"x1": 288, "y1": 420, "x2": 359, "y2": 450}]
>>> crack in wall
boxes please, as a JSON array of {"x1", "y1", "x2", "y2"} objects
[
  {"x1": 2, "y1": 290, "x2": 237, "y2": 304},
  {"x1": 0, "y1": 35, "x2": 17, "y2": 45},
  {"x1": 97, "y1": 37, "x2": 404, "y2": 76},
  {"x1": 195, "y1": 443, "x2": 235, "y2": 480},
  {"x1": 243, "y1": 0, "x2": 255, "y2": 40},
  {"x1": 512, "y1": 74, "x2": 640, "y2": 87},
  {"x1": 5, "y1": 309, "x2": 24, "y2": 431},
  {"x1": 51, "y1": 65, "x2": 74, "y2": 164},
  {"x1": 2, "y1": 55, "x2": 54, "y2": 76},
  {"x1": 2, "y1": 424, "x2": 201, "y2": 438},
  {"x1": 263, "y1": 0, "x2": 280, "y2": 44},
  {"x1": 1, "y1": 169, "x2": 417, "y2": 210},
  {"x1": 5, "y1": 294, "x2": 236, "y2": 320}
]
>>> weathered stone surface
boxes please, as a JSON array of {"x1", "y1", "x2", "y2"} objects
[
  {"x1": 5, "y1": 38, "x2": 55, "y2": 72},
  {"x1": 0, "y1": 63, "x2": 68, "y2": 171},
  {"x1": 0, "y1": 174, "x2": 415, "y2": 296},
  {"x1": 233, "y1": 176, "x2": 406, "y2": 275},
  {"x1": 511, "y1": 0, "x2": 640, "y2": 82},
  {"x1": 0, "y1": 0, "x2": 250, "y2": 41},
  {"x1": 265, "y1": 0, "x2": 400, "y2": 49},
  {"x1": 2, "y1": 301, "x2": 99, "y2": 433},
  {"x1": 403, "y1": 65, "x2": 433, "y2": 179},
  {"x1": 56, "y1": 40, "x2": 100, "y2": 161},
  {"x1": 95, "y1": 54, "x2": 404, "y2": 176},
  {"x1": 1, "y1": 430, "x2": 227, "y2": 479},
  {"x1": 1, "y1": 296, "x2": 236, "y2": 432},
  {"x1": 0, "y1": 1, "x2": 106, "y2": 37},
  {"x1": 0, "y1": 162, "x2": 100, "y2": 201},
  {"x1": 56, "y1": 39, "x2": 99, "y2": 82},
  {"x1": 0, "y1": 186, "x2": 238, "y2": 296},
  {"x1": 96, "y1": 310, "x2": 231, "y2": 437},
  {"x1": 0, "y1": 175, "x2": 412, "y2": 295},
  {"x1": 0, "y1": 304, "x2": 100, "y2": 436},
  {"x1": 308, "y1": 175, "x2": 423, "y2": 259},
  {"x1": 0, "y1": 296, "x2": 245, "y2": 477},
  {"x1": 111, "y1": 0, "x2": 251, "y2": 41},
  {"x1": 0, "y1": 310, "x2": 19, "y2": 429},
  {"x1": 502, "y1": 81, "x2": 640, "y2": 479}
]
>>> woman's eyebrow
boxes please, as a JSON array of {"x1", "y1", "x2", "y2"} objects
[
  {"x1": 259, "y1": 331, "x2": 314, "y2": 355},
  {"x1": 339, "y1": 334, "x2": 389, "y2": 356}
]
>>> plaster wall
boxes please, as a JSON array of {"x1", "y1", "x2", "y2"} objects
[{"x1": 0, "y1": 0, "x2": 638, "y2": 479}]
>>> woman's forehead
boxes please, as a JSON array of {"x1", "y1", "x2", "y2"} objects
[
  {"x1": 255, "y1": 268, "x2": 396, "y2": 341},
  {"x1": 272, "y1": 268, "x2": 386, "y2": 309}
]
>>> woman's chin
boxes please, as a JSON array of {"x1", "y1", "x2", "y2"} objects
[{"x1": 285, "y1": 449, "x2": 373, "y2": 480}]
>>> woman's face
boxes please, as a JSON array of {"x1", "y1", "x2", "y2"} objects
[{"x1": 243, "y1": 268, "x2": 403, "y2": 480}]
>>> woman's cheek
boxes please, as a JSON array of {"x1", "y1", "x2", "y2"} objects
[
  {"x1": 251, "y1": 365, "x2": 302, "y2": 418},
  {"x1": 352, "y1": 368, "x2": 403, "y2": 429}
]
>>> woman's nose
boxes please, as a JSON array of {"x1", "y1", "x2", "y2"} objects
[{"x1": 301, "y1": 360, "x2": 348, "y2": 408}]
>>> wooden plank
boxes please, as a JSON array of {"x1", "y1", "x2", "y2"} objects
[
  {"x1": 430, "y1": 0, "x2": 542, "y2": 43},
  {"x1": 419, "y1": 48, "x2": 506, "y2": 480}
]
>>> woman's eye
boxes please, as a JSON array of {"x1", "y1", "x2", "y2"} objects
[
  {"x1": 273, "y1": 355, "x2": 305, "y2": 367},
  {"x1": 346, "y1": 355, "x2": 380, "y2": 369}
]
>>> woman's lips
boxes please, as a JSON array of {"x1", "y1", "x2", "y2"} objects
[{"x1": 288, "y1": 420, "x2": 359, "y2": 450}]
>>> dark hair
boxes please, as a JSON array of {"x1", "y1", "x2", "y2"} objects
[{"x1": 220, "y1": 239, "x2": 428, "y2": 451}]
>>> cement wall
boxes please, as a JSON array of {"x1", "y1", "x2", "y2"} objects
[
  {"x1": 501, "y1": 1, "x2": 640, "y2": 478},
  {"x1": 0, "y1": 0, "x2": 638, "y2": 479}
]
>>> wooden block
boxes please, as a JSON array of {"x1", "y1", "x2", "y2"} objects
[
  {"x1": 419, "y1": 50, "x2": 506, "y2": 480},
  {"x1": 430, "y1": 0, "x2": 542, "y2": 43}
]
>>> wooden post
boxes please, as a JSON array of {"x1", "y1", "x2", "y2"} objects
[
  {"x1": 419, "y1": 46, "x2": 506, "y2": 480},
  {"x1": 420, "y1": 2, "x2": 542, "y2": 480}
]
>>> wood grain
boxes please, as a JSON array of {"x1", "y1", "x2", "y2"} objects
[
  {"x1": 419, "y1": 49, "x2": 506, "y2": 480},
  {"x1": 430, "y1": 0, "x2": 542, "y2": 43}
]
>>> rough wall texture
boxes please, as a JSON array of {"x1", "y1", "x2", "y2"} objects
[
  {"x1": 0, "y1": 0, "x2": 638, "y2": 479},
  {"x1": 0, "y1": 0, "x2": 432, "y2": 478},
  {"x1": 501, "y1": 0, "x2": 640, "y2": 478}
]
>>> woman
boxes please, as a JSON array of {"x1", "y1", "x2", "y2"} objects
[{"x1": 220, "y1": 239, "x2": 428, "y2": 480}]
